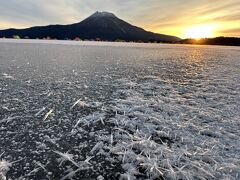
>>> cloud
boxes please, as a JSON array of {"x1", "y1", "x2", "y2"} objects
[{"x1": 0, "y1": 0, "x2": 239, "y2": 37}]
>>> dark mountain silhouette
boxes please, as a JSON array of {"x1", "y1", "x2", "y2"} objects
[{"x1": 0, "y1": 11, "x2": 180, "y2": 42}]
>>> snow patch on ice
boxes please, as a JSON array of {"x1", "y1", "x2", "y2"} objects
[
  {"x1": 0, "y1": 160, "x2": 11, "y2": 180},
  {"x1": 96, "y1": 75, "x2": 240, "y2": 179}
]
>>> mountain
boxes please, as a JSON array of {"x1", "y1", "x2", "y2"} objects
[{"x1": 0, "y1": 11, "x2": 180, "y2": 42}]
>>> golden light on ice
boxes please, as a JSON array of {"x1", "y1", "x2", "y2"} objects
[{"x1": 184, "y1": 24, "x2": 217, "y2": 39}]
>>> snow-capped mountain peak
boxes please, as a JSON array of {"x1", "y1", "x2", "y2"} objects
[{"x1": 91, "y1": 11, "x2": 116, "y2": 18}]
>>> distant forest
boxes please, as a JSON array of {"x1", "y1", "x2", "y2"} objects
[{"x1": 180, "y1": 37, "x2": 240, "y2": 46}]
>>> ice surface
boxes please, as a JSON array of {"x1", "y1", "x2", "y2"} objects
[{"x1": 0, "y1": 40, "x2": 239, "y2": 179}]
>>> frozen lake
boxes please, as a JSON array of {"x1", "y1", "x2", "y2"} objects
[{"x1": 0, "y1": 40, "x2": 240, "y2": 179}]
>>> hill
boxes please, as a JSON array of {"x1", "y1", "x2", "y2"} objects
[
  {"x1": 180, "y1": 37, "x2": 240, "y2": 46},
  {"x1": 0, "y1": 11, "x2": 180, "y2": 42}
]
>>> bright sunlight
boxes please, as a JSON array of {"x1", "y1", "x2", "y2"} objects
[{"x1": 184, "y1": 24, "x2": 217, "y2": 39}]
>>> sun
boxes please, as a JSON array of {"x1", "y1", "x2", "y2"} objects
[{"x1": 184, "y1": 24, "x2": 216, "y2": 39}]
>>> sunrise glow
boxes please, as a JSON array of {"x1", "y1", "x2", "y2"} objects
[
  {"x1": 0, "y1": 1, "x2": 240, "y2": 39},
  {"x1": 183, "y1": 24, "x2": 217, "y2": 39}
]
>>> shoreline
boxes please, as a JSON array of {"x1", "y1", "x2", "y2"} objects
[{"x1": 0, "y1": 38, "x2": 239, "y2": 49}]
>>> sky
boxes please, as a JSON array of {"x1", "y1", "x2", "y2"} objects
[{"x1": 0, "y1": 0, "x2": 239, "y2": 38}]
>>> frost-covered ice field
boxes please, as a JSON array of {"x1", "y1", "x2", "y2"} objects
[{"x1": 0, "y1": 39, "x2": 240, "y2": 180}]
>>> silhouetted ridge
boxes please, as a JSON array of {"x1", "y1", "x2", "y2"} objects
[
  {"x1": 0, "y1": 12, "x2": 181, "y2": 42},
  {"x1": 180, "y1": 37, "x2": 240, "y2": 46}
]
